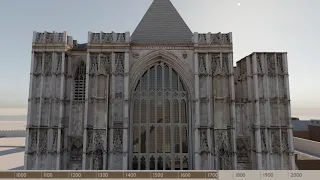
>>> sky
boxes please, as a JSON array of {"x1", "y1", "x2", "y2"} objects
[{"x1": 0, "y1": 0, "x2": 319, "y2": 119}]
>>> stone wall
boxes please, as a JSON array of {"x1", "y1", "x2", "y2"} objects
[
  {"x1": 309, "y1": 125, "x2": 320, "y2": 142},
  {"x1": 234, "y1": 52, "x2": 294, "y2": 170},
  {"x1": 293, "y1": 131, "x2": 310, "y2": 140},
  {"x1": 26, "y1": 31, "x2": 294, "y2": 170},
  {"x1": 25, "y1": 31, "x2": 72, "y2": 170}
]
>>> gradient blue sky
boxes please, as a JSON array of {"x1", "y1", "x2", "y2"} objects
[{"x1": 0, "y1": 0, "x2": 319, "y2": 119}]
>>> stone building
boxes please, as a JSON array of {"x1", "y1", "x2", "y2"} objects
[{"x1": 25, "y1": 0, "x2": 295, "y2": 170}]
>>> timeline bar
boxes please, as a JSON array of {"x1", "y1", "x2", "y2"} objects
[
  {"x1": 0, "y1": 170, "x2": 319, "y2": 180},
  {"x1": 0, "y1": 171, "x2": 217, "y2": 179}
]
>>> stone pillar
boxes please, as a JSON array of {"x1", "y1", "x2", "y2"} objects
[
  {"x1": 252, "y1": 53, "x2": 262, "y2": 169},
  {"x1": 63, "y1": 31, "x2": 67, "y2": 44},
  {"x1": 229, "y1": 53, "x2": 237, "y2": 169},
  {"x1": 63, "y1": 55, "x2": 72, "y2": 170},
  {"x1": 261, "y1": 53, "x2": 271, "y2": 169},
  {"x1": 56, "y1": 52, "x2": 66, "y2": 169},
  {"x1": 194, "y1": 32, "x2": 199, "y2": 44},
  {"x1": 82, "y1": 52, "x2": 91, "y2": 169},
  {"x1": 24, "y1": 51, "x2": 35, "y2": 169},
  {"x1": 206, "y1": 33, "x2": 211, "y2": 44},
  {"x1": 273, "y1": 53, "x2": 283, "y2": 169},
  {"x1": 103, "y1": 74, "x2": 110, "y2": 170},
  {"x1": 88, "y1": 32, "x2": 92, "y2": 44},
  {"x1": 32, "y1": 31, "x2": 37, "y2": 44},
  {"x1": 108, "y1": 52, "x2": 116, "y2": 169},
  {"x1": 46, "y1": 52, "x2": 56, "y2": 169},
  {"x1": 122, "y1": 51, "x2": 130, "y2": 170},
  {"x1": 283, "y1": 53, "x2": 295, "y2": 170},
  {"x1": 36, "y1": 52, "x2": 45, "y2": 169},
  {"x1": 194, "y1": 51, "x2": 201, "y2": 170},
  {"x1": 125, "y1": 32, "x2": 130, "y2": 43},
  {"x1": 205, "y1": 53, "x2": 214, "y2": 169}
]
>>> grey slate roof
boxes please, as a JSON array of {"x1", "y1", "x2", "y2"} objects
[{"x1": 131, "y1": 0, "x2": 193, "y2": 44}]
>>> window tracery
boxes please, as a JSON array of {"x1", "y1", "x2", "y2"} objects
[{"x1": 131, "y1": 62, "x2": 189, "y2": 170}]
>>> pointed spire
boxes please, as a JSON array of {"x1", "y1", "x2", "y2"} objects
[{"x1": 131, "y1": 0, "x2": 193, "y2": 44}]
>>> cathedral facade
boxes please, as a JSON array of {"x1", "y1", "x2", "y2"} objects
[{"x1": 25, "y1": 0, "x2": 295, "y2": 170}]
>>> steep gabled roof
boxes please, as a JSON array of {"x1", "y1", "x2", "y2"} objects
[{"x1": 131, "y1": 0, "x2": 193, "y2": 44}]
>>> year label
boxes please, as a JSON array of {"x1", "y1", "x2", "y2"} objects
[
  {"x1": 70, "y1": 173, "x2": 81, "y2": 178},
  {"x1": 125, "y1": 173, "x2": 137, "y2": 178},
  {"x1": 236, "y1": 173, "x2": 246, "y2": 178},
  {"x1": 180, "y1": 173, "x2": 191, "y2": 178},
  {"x1": 290, "y1": 173, "x2": 302, "y2": 178},
  {"x1": 262, "y1": 172, "x2": 274, "y2": 178},
  {"x1": 15, "y1": 173, "x2": 27, "y2": 178},
  {"x1": 207, "y1": 172, "x2": 217, "y2": 178},
  {"x1": 152, "y1": 173, "x2": 163, "y2": 178},
  {"x1": 43, "y1": 173, "x2": 53, "y2": 178},
  {"x1": 97, "y1": 173, "x2": 109, "y2": 178}
]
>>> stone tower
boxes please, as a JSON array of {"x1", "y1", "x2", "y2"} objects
[{"x1": 25, "y1": 0, "x2": 295, "y2": 170}]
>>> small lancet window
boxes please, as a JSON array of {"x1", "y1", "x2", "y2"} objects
[{"x1": 74, "y1": 61, "x2": 86, "y2": 101}]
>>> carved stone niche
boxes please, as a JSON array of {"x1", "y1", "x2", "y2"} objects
[
  {"x1": 102, "y1": 33, "x2": 113, "y2": 43},
  {"x1": 116, "y1": 33, "x2": 125, "y2": 43},
  {"x1": 91, "y1": 33, "x2": 101, "y2": 44},
  {"x1": 266, "y1": 53, "x2": 276, "y2": 76},
  {"x1": 198, "y1": 34, "x2": 207, "y2": 44},
  {"x1": 35, "y1": 32, "x2": 45, "y2": 44},
  {"x1": 198, "y1": 54, "x2": 207, "y2": 75},
  {"x1": 222, "y1": 34, "x2": 231, "y2": 45},
  {"x1": 55, "y1": 33, "x2": 64, "y2": 43},
  {"x1": 45, "y1": 32, "x2": 54, "y2": 43},
  {"x1": 276, "y1": 53, "x2": 284, "y2": 74},
  {"x1": 211, "y1": 53, "x2": 221, "y2": 76},
  {"x1": 114, "y1": 53, "x2": 124, "y2": 75},
  {"x1": 112, "y1": 128, "x2": 123, "y2": 154},
  {"x1": 99, "y1": 53, "x2": 111, "y2": 75},
  {"x1": 281, "y1": 129, "x2": 289, "y2": 153},
  {"x1": 236, "y1": 137, "x2": 250, "y2": 162},
  {"x1": 34, "y1": 53, "x2": 43, "y2": 76},
  {"x1": 39, "y1": 129, "x2": 48, "y2": 155},
  {"x1": 55, "y1": 53, "x2": 62, "y2": 75},
  {"x1": 199, "y1": 129, "x2": 209, "y2": 154},
  {"x1": 210, "y1": 33, "x2": 222, "y2": 45},
  {"x1": 89, "y1": 54, "x2": 99, "y2": 75},
  {"x1": 44, "y1": 53, "x2": 52, "y2": 76},
  {"x1": 215, "y1": 130, "x2": 232, "y2": 170},
  {"x1": 69, "y1": 136, "x2": 83, "y2": 162},
  {"x1": 29, "y1": 130, "x2": 38, "y2": 154},
  {"x1": 260, "y1": 130, "x2": 268, "y2": 154},
  {"x1": 271, "y1": 129, "x2": 280, "y2": 155},
  {"x1": 222, "y1": 53, "x2": 229, "y2": 75},
  {"x1": 92, "y1": 130, "x2": 105, "y2": 170},
  {"x1": 256, "y1": 54, "x2": 264, "y2": 75}
]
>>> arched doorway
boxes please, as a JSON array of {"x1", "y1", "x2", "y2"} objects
[{"x1": 130, "y1": 62, "x2": 190, "y2": 170}]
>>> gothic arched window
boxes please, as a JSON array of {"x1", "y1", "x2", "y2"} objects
[
  {"x1": 74, "y1": 61, "x2": 86, "y2": 101},
  {"x1": 131, "y1": 62, "x2": 189, "y2": 170}
]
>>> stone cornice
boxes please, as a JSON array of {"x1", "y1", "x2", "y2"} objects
[
  {"x1": 87, "y1": 44, "x2": 130, "y2": 50},
  {"x1": 32, "y1": 45, "x2": 71, "y2": 52}
]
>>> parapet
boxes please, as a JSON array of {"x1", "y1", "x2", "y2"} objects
[
  {"x1": 88, "y1": 31, "x2": 130, "y2": 44},
  {"x1": 193, "y1": 32, "x2": 232, "y2": 45},
  {"x1": 32, "y1": 31, "x2": 74, "y2": 47}
]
